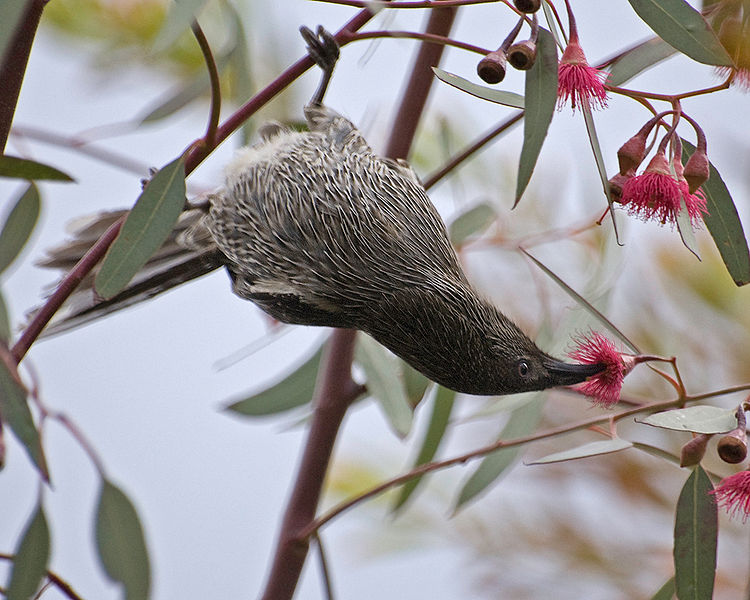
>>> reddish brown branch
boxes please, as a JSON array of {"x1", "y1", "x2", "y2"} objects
[{"x1": 258, "y1": 7, "x2": 458, "y2": 599}]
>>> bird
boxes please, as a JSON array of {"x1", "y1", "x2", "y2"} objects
[{"x1": 34, "y1": 25, "x2": 604, "y2": 396}]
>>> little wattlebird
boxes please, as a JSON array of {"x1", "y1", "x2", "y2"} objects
[{"x1": 34, "y1": 26, "x2": 604, "y2": 395}]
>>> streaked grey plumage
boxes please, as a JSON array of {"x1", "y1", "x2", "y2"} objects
[{"x1": 35, "y1": 26, "x2": 602, "y2": 395}]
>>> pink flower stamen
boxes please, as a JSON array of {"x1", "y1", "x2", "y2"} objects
[
  {"x1": 568, "y1": 332, "x2": 633, "y2": 408},
  {"x1": 557, "y1": 41, "x2": 608, "y2": 112},
  {"x1": 711, "y1": 471, "x2": 750, "y2": 522},
  {"x1": 620, "y1": 153, "x2": 708, "y2": 227}
]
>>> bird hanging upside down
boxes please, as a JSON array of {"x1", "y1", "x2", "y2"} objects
[{"x1": 36, "y1": 26, "x2": 604, "y2": 395}]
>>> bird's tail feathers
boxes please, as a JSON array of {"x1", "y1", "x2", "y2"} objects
[{"x1": 28, "y1": 208, "x2": 224, "y2": 338}]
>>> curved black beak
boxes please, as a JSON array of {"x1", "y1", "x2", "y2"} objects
[{"x1": 543, "y1": 357, "x2": 606, "y2": 387}]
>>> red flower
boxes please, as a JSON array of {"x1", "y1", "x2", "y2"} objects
[
  {"x1": 711, "y1": 470, "x2": 750, "y2": 522},
  {"x1": 568, "y1": 332, "x2": 634, "y2": 408},
  {"x1": 620, "y1": 152, "x2": 707, "y2": 226},
  {"x1": 557, "y1": 41, "x2": 608, "y2": 112}
]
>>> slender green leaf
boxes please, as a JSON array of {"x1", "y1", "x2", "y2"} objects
[
  {"x1": 95, "y1": 156, "x2": 186, "y2": 299},
  {"x1": 0, "y1": 289, "x2": 10, "y2": 342},
  {"x1": 682, "y1": 140, "x2": 750, "y2": 286},
  {"x1": 515, "y1": 28, "x2": 558, "y2": 206},
  {"x1": 0, "y1": 361, "x2": 49, "y2": 480},
  {"x1": 637, "y1": 406, "x2": 737, "y2": 434},
  {"x1": 521, "y1": 249, "x2": 640, "y2": 353},
  {"x1": 582, "y1": 104, "x2": 621, "y2": 243},
  {"x1": 401, "y1": 360, "x2": 430, "y2": 408},
  {"x1": 0, "y1": 183, "x2": 40, "y2": 275},
  {"x1": 526, "y1": 438, "x2": 632, "y2": 465},
  {"x1": 650, "y1": 577, "x2": 676, "y2": 600},
  {"x1": 608, "y1": 37, "x2": 678, "y2": 86},
  {"x1": 627, "y1": 0, "x2": 733, "y2": 66},
  {"x1": 455, "y1": 393, "x2": 543, "y2": 510},
  {"x1": 0, "y1": 155, "x2": 74, "y2": 181},
  {"x1": 151, "y1": 0, "x2": 208, "y2": 53},
  {"x1": 675, "y1": 195, "x2": 701, "y2": 260},
  {"x1": 448, "y1": 202, "x2": 496, "y2": 246},
  {"x1": 226, "y1": 2, "x2": 255, "y2": 144},
  {"x1": 541, "y1": 0, "x2": 565, "y2": 49},
  {"x1": 6, "y1": 504, "x2": 50, "y2": 600},
  {"x1": 673, "y1": 466, "x2": 717, "y2": 600},
  {"x1": 355, "y1": 334, "x2": 413, "y2": 438},
  {"x1": 432, "y1": 68, "x2": 525, "y2": 108},
  {"x1": 225, "y1": 344, "x2": 324, "y2": 416},
  {"x1": 393, "y1": 386, "x2": 455, "y2": 511},
  {"x1": 96, "y1": 479, "x2": 151, "y2": 600}
]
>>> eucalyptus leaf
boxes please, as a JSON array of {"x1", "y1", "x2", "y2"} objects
[
  {"x1": 6, "y1": 504, "x2": 50, "y2": 600},
  {"x1": 393, "y1": 386, "x2": 455, "y2": 511},
  {"x1": 151, "y1": 0, "x2": 208, "y2": 54},
  {"x1": 432, "y1": 68, "x2": 525, "y2": 108},
  {"x1": 0, "y1": 0, "x2": 27, "y2": 63},
  {"x1": 675, "y1": 195, "x2": 701, "y2": 260},
  {"x1": 526, "y1": 438, "x2": 632, "y2": 465},
  {"x1": 0, "y1": 183, "x2": 40, "y2": 275},
  {"x1": 682, "y1": 139, "x2": 750, "y2": 286},
  {"x1": 608, "y1": 37, "x2": 677, "y2": 86},
  {"x1": 0, "y1": 361, "x2": 48, "y2": 480},
  {"x1": 673, "y1": 466, "x2": 716, "y2": 600},
  {"x1": 95, "y1": 156, "x2": 186, "y2": 299},
  {"x1": 455, "y1": 394, "x2": 543, "y2": 510},
  {"x1": 448, "y1": 202, "x2": 496, "y2": 246},
  {"x1": 515, "y1": 28, "x2": 558, "y2": 206},
  {"x1": 0, "y1": 289, "x2": 10, "y2": 342},
  {"x1": 626, "y1": 0, "x2": 733, "y2": 66},
  {"x1": 650, "y1": 577, "x2": 676, "y2": 600},
  {"x1": 637, "y1": 406, "x2": 737, "y2": 434},
  {"x1": 225, "y1": 343, "x2": 323, "y2": 416},
  {"x1": 0, "y1": 155, "x2": 73, "y2": 181},
  {"x1": 96, "y1": 479, "x2": 151, "y2": 600},
  {"x1": 355, "y1": 334, "x2": 413, "y2": 438}
]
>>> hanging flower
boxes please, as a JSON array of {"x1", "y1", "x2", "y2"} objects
[
  {"x1": 568, "y1": 332, "x2": 635, "y2": 408},
  {"x1": 620, "y1": 152, "x2": 707, "y2": 227},
  {"x1": 557, "y1": 0, "x2": 608, "y2": 111},
  {"x1": 711, "y1": 470, "x2": 750, "y2": 522}
]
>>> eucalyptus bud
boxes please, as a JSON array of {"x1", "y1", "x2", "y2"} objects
[
  {"x1": 477, "y1": 51, "x2": 507, "y2": 84},
  {"x1": 680, "y1": 434, "x2": 711, "y2": 467},
  {"x1": 717, "y1": 407, "x2": 748, "y2": 464},
  {"x1": 513, "y1": 0, "x2": 541, "y2": 13}
]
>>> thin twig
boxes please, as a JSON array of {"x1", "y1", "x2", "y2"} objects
[
  {"x1": 190, "y1": 20, "x2": 221, "y2": 148},
  {"x1": 0, "y1": 553, "x2": 85, "y2": 600},
  {"x1": 344, "y1": 30, "x2": 490, "y2": 55}
]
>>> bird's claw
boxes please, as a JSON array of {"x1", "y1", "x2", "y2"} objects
[{"x1": 300, "y1": 25, "x2": 339, "y2": 73}]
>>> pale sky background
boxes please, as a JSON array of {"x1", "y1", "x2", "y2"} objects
[{"x1": 1, "y1": 1, "x2": 749, "y2": 599}]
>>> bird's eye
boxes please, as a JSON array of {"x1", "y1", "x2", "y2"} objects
[{"x1": 517, "y1": 360, "x2": 530, "y2": 378}]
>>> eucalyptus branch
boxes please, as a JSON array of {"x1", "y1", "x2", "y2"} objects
[
  {"x1": 190, "y1": 20, "x2": 221, "y2": 148},
  {"x1": 0, "y1": 553, "x2": 84, "y2": 600},
  {"x1": 342, "y1": 29, "x2": 490, "y2": 55}
]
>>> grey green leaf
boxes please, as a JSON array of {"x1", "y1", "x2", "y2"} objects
[
  {"x1": 650, "y1": 577, "x2": 676, "y2": 600},
  {"x1": 448, "y1": 202, "x2": 496, "y2": 247},
  {"x1": 0, "y1": 361, "x2": 49, "y2": 480},
  {"x1": 0, "y1": 183, "x2": 40, "y2": 275},
  {"x1": 0, "y1": 155, "x2": 74, "y2": 181},
  {"x1": 393, "y1": 386, "x2": 455, "y2": 511},
  {"x1": 151, "y1": 0, "x2": 208, "y2": 54},
  {"x1": 673, "y1": 466, "x2": 716, "y2": 600},
  {"x1": 682, "y1": 139, "x2": 749, "y2": 286},
  {"x1": 608, "y1": 37, "x2": 678, "y2": 86},
  {"x1": 627, "y1": 0, "x2": 733, "y2": 66},
  {"x1": 515, "y1": 28, "x2": 558, "y2": 206},
  {"x1": 526, "y1": 438, "x2": 632, "y2": 465},
  {"x1": 455, "y1": 393, "x2": 543, "y2": 510},
  {"x1": 95, "y1": 156, "x2": 186, "y2": 299},
  {"x1": 225, "y1": 343, "x2": 323, "y2": 416},
  {"x1": 96, "y1": 479, "x2": 151, "y2": 600},
  {"x1": 355, "y1": 334, "x2": 413, "y2": 438},
  {"x1": 432, "y1": 68, "x2": 525, "y2": 108},
  {"x1": 637, "y1": 406, "x2": 737, "y2": 434},
  {"x1": 6, "y1": 504, "x2": 50, "y2": 600}
]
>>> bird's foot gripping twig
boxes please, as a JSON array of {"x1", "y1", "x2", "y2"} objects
[{"x1": 300, "y1": 25, "x2": 340, "y2": 106}]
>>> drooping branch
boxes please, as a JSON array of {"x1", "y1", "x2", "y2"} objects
[{"x1": 258, "y1": 7, "x2": 458, "y2": 600}]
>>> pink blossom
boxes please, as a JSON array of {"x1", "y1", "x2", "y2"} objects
[
  {"x1": 557, "y1": 41, "x2": 608, "y2": 112},
  {"x1": 568, "y1": 332, "x2": 633, "y2": 408},
  {"x1": 711, "y1": 470, "x2": 750, "y2": 522},
  {"x1": 620, "y1": 153, "x2": 707, "y2": 227}
]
